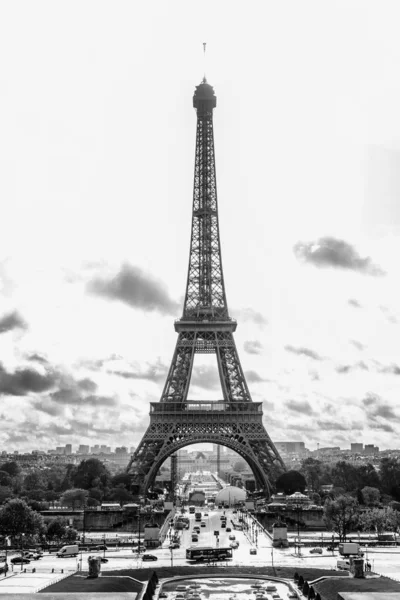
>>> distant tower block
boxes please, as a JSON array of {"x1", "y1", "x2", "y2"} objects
[{"x1": 127, "y1": 78, "x2": 286, "y2": 497}]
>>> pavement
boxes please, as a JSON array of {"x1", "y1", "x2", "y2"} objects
[{"x1": 0, "y1": 508, "x2": 399, "y2": 593}]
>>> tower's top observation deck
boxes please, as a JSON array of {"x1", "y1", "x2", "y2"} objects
[{"x1": 193, "y1": 78, "x2": 216, "y2": 113}]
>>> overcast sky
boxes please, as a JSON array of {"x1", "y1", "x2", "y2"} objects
[{"x1": 1, "y1": 1, "x2": 400, "y2": 455}]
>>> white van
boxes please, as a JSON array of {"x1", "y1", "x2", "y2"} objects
[{"x1": 57, "y1": 544, "x2": 79, "y2": 558}]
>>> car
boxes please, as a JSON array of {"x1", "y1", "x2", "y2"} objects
[
  {"x1": 11, "y1": 557, "x2": 31, "y2": 564},
  {"x1": 100, "y1": 557, "x2": 108, "y2": 563},
  {"x1": 159, "y1": 594, "x2": 168, "y2": 599},
  {"x1": 230, "y1": 542, "x2": 239, "y2": 549},
  {"x1": 142, "y1": 554, "x2": 158, "y2": 561},
  {"x1": 327, "y1": 545, "x2": 335, "y2": 552},
  {"x1": 249, "y1": 548, "x2": 257, "y2": 555},
  {"x1": 191, "y1": 535, "x2": 199, "y2": 542},
  {"x1": 169, "y1": 542, "x2": 180, "y2": 549},
  {"x1": 204, "y1": 513, "x2": 208, "y2": 516},
  {"x1": 229, "y1": 534, "x2": 236, "y2": 540},
  {"x1": 310, "y1": 547, "x2": 323, "y2": 554},
  {"x1": 226, "y1": 527, "x2": 232, "y2": 532},
  {"x1": 31, "y1": 553, "x2": 42, "y2": 561},
  {"x1": 93, "y1": 544, "x2": 108, "y2": 551},
  {"x1": 201, "y1": 522, "x2": 206, "y2": 527},
  {"x1": 221, "y1": 522, "x2": 226, "y2": 528}
]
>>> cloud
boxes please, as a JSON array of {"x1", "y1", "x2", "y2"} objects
[
  {"x1": 369, "y1": 422, "x2": 395, "y2": 433},
  {"x1": 0, "y1": 311, "x2": 27, "y2": 334},
  {"x1": 244, "y1": 370, "x2": 266, "y2": 383},
  {"x1": 350, "y1": 340, "x2": 365, "y2": 351},
  {"x1": 316, "y1": 420, "x2": 351, "y2": 431},
  {"x1": 190, "y1": 365, "x2": 221, "y2": 390},
  {"x1": 348, "y1": 299, "x2": 362, "y2": 308},
  {"x1": 285, "y1": 345, "x2": 322, "y2": 360},
  {"x1": 379, "y1": 364, "x2": 400, "y2": 376},
  {"x1": 243, "y1": 340, "x2": 263, "y2": 355},
  {"x1": 88, "y1": 263, "x2": 180, "y2": 315},
  {"x1": 363, "y1": 393, "x2": 379, "y2": 407},
  {"x1": 78, "y1": 378, "x2": 98, "y2": 392},
  {"x1": 285, "y1": 400, "x2": 314, "y2": 415},
  {"x1": 233, "y1": 308, "x2": 267, "y2": 326},
  {"x1": 294, "y1": 236, "x2": 385, "y2": 276},
  {"x1": 0, "y1": 363, "x2": 59, "y2": 396},
  {"x1": 27, "y1": 353, "x2": 49, "y2": 365},
  {"x1": 336, "y1": 361, "x2": 369, "y2": 374},
  {"x1": 372, "y1": 405, "x2": 398, "y2": 420},
  {"x1": 108, "y1": 359, "x2": 168, "y2": 383}
]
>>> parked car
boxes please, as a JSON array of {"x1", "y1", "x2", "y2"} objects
[
  {"x1": 93, "y1": 545, "x2": 108, "y2": 551},
  {"x1": 169, "y1": 542, "x2": 180, "y2": 549},
  {"x1": 229, "y1": 535, "x2": 236, "y2": 541},
  {"x1": 230, "y1": 542, "x2": 239, "y2": 549},
  {"x1": 100, "y1": 557, "x2": 108, "y2": 563},
  {"x1": 142, "y1": 554, "x2": 158, "y2": 561},
  {"x1": 327, "y1": 545, "x2": 336, "y2": 552},
  {"x1": 221, "y1": 523, "x2": 226, "y2": 528},
  {"x1": 226, "y1": 527, "x2": 232, "y2": 532},
  {"x1": 191, "y1": 535, "x2": 199, "y2": 542},
  {"x1": 201, "y1": 522, "x2": 206, "y2": 527},
  {"x1": 11, "y1": 557, "x2": 31, "y2": 564},
  {"x1": 159, "y1": 593, "x2": 168, "y2": 598},
  {"x1": 310, "y1": 547, "x2": 323, "y2": 554},
  {"x1": 249, "y1": 548, "x2": 257, "y2": 555}
]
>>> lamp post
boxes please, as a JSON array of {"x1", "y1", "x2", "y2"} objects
[
  {"x1": 20, "y1": 533, "x2": 25, "y2": 571},
  {"x1": 82, "y1": 507, "x2": 86, "y2": 545}
]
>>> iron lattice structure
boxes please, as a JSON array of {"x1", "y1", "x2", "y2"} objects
[{"x1": 127, "y1": 80, "x2": 285, "y2": 496}]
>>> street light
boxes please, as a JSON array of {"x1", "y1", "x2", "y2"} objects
[{"x1": 20, "y1": 533, "x2": 25, "y2": 571}]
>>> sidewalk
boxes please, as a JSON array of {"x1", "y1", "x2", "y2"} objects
[{"x1": 0, "y1": 569, "x2": 73, "y2": 593}]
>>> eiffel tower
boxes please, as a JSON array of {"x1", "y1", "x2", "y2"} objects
[{"x1": 127, "y1": 78, "x2": 286, "y2": 497}]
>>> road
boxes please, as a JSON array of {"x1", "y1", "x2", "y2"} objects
[{"x1": 2, "y1": 508, "x2": 399, "y2": 582}]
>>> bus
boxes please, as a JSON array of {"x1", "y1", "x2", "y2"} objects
[
  {"x1": 186, "y1": 546, "x2": 233, "y2": 562},
  {"x1": 189, "y1": 505, "x2": 195, "y2": 514}
]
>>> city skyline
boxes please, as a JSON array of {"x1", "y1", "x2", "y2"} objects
[{"x1": 1, "y1": 1, "x2": 400, "y2": 453}]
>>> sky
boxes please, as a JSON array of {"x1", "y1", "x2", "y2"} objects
[{"x1": 1, "y1": 1, "x2": 400, "y2": 455}]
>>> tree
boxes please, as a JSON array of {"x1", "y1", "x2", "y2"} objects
[
  {"x1": 60, "y1": 488, "x2": 88, "y2": 509},
  {"x1": 361, "y1": 486, "x2": 380, "y2": 507},
  {"x1": 0, "y1": 462, "x2": 21, "y2": 478},
  {"x1": 359, "y1": 507, "x2": 392, "y2": 535},
  {"x1": 233, "y1": 460, "x2": 247, "y2": 474},
  {"x1": 46, "y1": 519, "x2": 67, "y2": 543},
  {"x1": 379, "y1": 458, "x2": 400, "y2": 497},
  {"x1": 72, "y1": 459, "x2": 111, "y2": 490},
  {"x1": 331, "y1": 462, "x2": 359, "y2": 492},
  {"x1": 24, "y1": 471, "x2": 46, "y2": 491},
  {"x1": 323, "y1": 495, "x2": 359, "y2": 541},
  {"x1": 111, "y1": 473, "x2": 132, "y2": 490},
  {"x1": 0, "y1": 471, "x2": 12, "y2": 487},
  {"x1": 107, "y1": 486, "x2": 134, "y2": 506},
  {"x1": 0, "y1": 498, "x2": 44, "y2": 539},
  {"x1": 300, "y1": 458, "x2": 323, "y2": 491},
  {"x1": 0, "y1": 487, "x2": 14, "y2": 505},
  {"x1": 276, "y1": 471, "x2": 306, "y2": 495},
  {"x1": 356, "y1": 464, "x2": 380, "y2": 490}
]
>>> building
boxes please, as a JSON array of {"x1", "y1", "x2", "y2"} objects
[{"x1": 351, "y1": 443, "x2": 363, "y2": 453}]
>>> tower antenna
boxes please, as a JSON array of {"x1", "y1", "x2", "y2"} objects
[{"x1": 203, "y1": 42, "x2": 207, "y2": 82}]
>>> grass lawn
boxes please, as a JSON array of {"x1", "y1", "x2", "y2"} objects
[{"x1": 41, "y1": 565, "x2": 351, "y2": 593}]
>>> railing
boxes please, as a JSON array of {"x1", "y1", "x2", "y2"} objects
[{"x1": 150, "y1": 401, "x2": 262, "y2": 414}]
